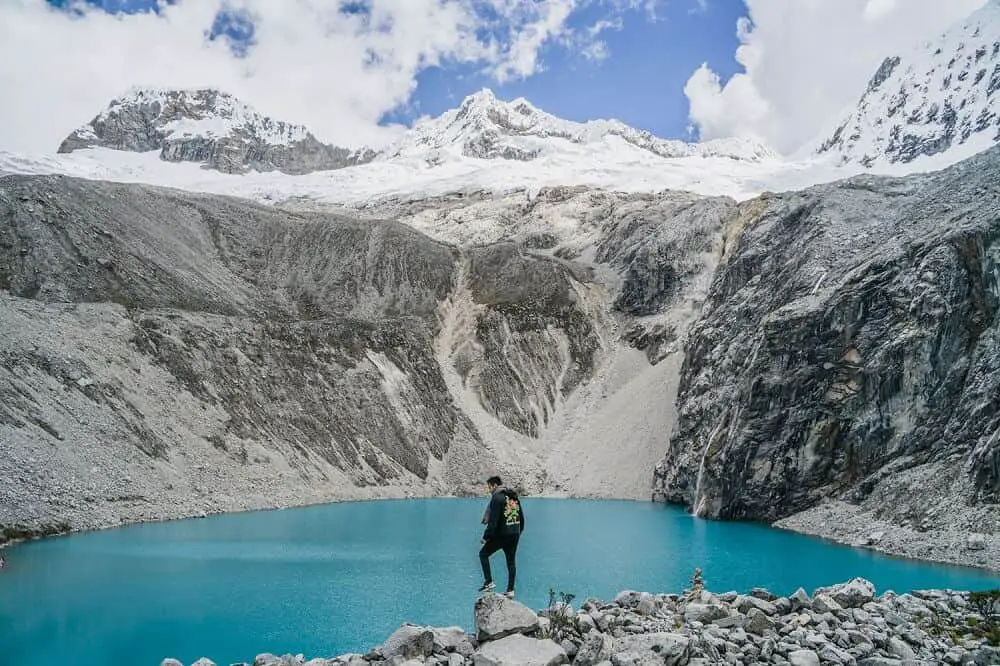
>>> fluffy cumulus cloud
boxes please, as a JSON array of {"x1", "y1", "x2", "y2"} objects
[
  {"x1": 684, "y1": 0, "x2": 989, "y2": 155},
  {"x1": 0, "y1": 0, "x2": 656, "y2": 152}
]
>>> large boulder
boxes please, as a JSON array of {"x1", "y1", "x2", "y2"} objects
[
  {"x1": 610, "y1": 632, "x2": 690, "y2": 666},
  {"x1": 432, "y1": 627, "x2": 472, "y2": 653},
  {"x1": 252, "y1": 656, "x2": 310, "y2": 666},
  {"x1": 814, "y1": 579, "x2": 876, "y2": 609},
  {"x1": 745, "y1": 608, "x2": 776, "y2": 635},
  {"x1": 682, "y1": 603, "x2": 729, "y2": 623},
  {"x1": 381, "y1": 623, "x2": 435, "y2": 659},
  {"x1": 472, "y1": 634, "x2": 568, "y2": 666},
  {"x1": 812, "y1": 594, "x2": 843, "y2": 614},
  {"x1": 788, "y1": 650, "x2": 820, "y2": 666},
  {"x1": 573, "y1": 631, "x2": 613, "y2": 666},
  {"x1": 736, "y1": 595, "x2": 777, "y2": 616},
  {"x1": 475, "y1": 594, "x2": 541, "y2": 643}
]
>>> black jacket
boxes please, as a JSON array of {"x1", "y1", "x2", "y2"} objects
[{"x1": 482, "y1": 487, "x2": 525, "y2": 541}]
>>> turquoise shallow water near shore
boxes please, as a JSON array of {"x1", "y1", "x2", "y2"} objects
[{"x1": 2, "y1": 498, "x2": 998, "y2": 666}]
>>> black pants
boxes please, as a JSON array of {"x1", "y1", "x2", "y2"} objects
[{"x1": 480, "y1": 534, "x2": 519, "y2": 592}]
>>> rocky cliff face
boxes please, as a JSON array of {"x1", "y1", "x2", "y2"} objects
[
  {"x1": 816, "y1": 1, "x2": 1000, "y2": 166},
  {"x1": 57, "y1": 89, "x2": 375, "y2": 174},
  {"x1": 653, "y1": 146, "x2": 1000, "y2": 531},
  {"x1": 0, "y1": 174, "x2": 624, "y2": 538},
  {"x1": 325, "y1": 185, "x2": 734, "y2": 499}
]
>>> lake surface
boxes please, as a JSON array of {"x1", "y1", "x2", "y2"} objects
[{"x1": 1, "y1": 498, "x2": 998, "y2": 666}]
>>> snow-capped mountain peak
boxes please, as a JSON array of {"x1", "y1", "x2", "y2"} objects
[
  {"x1": 58, "y1": 87, "x2": 374, "y2": 175},
  {"x1": 387, "y1": 88, "x2": 778, "y2": 164},
  {"x1": 815, "y1": 0, "x2": 1000, "y2": 166},
  {"x1": 61, "y1": 88, "x2": 309, "y2": 151}
]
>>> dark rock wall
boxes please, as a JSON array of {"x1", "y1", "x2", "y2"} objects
[{"x1": 654, "y1": 147, "x2": 1000, "y2": 519}]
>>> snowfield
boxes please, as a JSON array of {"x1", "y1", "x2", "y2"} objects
[{"x1": 1, "y1": 138, "x2": 986, "y2": 222}]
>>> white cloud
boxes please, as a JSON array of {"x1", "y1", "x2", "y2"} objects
[
  {"x1": 0, "y1": 0, "x2": 646, "y2": 153},
  {"x1": 684, "y1": 0, "x2": 989, "y2": 155}
]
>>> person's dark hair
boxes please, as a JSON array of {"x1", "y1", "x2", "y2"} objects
[{"x1": 486, "y1": 475, "x2": 502, "y2": 487}]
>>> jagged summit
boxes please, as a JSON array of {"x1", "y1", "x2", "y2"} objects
[
  {"x1": 386, "y1": 87, "x2": 778, "y2": 163},
  {"x1": 816, "y1": 0, "x2": 1000, "y2": 166},
  {"x1": 58, "y1": 87, "x2": 375, "y2": 175},
  {"x1": 56, "y1": 86, "x2": 776, "y2": 177}
]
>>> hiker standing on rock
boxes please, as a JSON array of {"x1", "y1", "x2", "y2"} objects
[{"x1": 478, "y1": 476, "x2": 525, "y2": 599}]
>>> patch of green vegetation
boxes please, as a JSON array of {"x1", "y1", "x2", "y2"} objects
[
  {"x1": 542, "y1": 588, "x2": 579, "y2": 642},
  {"x1": 969, "y1": 590, "x2": 1000, "y2": 647}
]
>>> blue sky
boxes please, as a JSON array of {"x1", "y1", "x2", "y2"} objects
[
  {"x1": 43, "y1": 0, "x2": 746, "y2": 140},
  {"x1": 388, "y1": 1, "x2": 747, "y2": 138},
  {"x1": 7, "y1": 1, "x2": 986, "y2": 154}
]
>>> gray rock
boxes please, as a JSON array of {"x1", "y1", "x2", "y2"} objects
[
  {"x1": 192, "y1": 660, "x2": 217, "y2": 666},
  {"x1": 943, "y1": 648, "x2": 965, "y2": 665},
  {"x1": 745, "y1": 608, "x2": 776, "y2": 635},
  {"x1": 635, "y1": 593, "x2": 656, "y2": 616},
  {"x1": 789, "y1": 588, "x2": 811, "y2": 611},
  {"x1": 967, "y1": 646, "x2": 1000, "y2": 665},
  {"x1": 560, "y1": 640, "x2": 578, "y2": 660},
  {"x1": 812, "y1": 595, "x2": 843, "y2": 614},
  {"x1": 818, "y1": 643, "x2": 855, "y2": 665},
  {"x1": 448, "y1": 654, "x2": 466, "y2": 666},
  {"x1": 432, "y1": 628, "x2": 470, "y2": 653},
  {"x1": 684, "y1": 604, "x2": 729, "y2": 623},
  {"x1": 160, "y1": 660, "x2": 184, "y2": 666},
  {"x1": 474, "y1": 594, "x2": 540, "y2": 643},
  {"x1": 382, "y1": 624, "x2": 436, "y2": 660},
  {"x1": 886, "y1": 637, "x2": 915, "y2": 661},
  {"x1": 577, "y1": 614, "x2": 597, "y2": 634},
  {"x1": 253, "y1": 656, "x2": 307, "y2": 666},
  {"x1": 473, "y1": 634, "x2": 567, "y2": 666},
  {"x1": 610, "y1": 633, "x2": 690, "y2": 666},
  {"x1": 613, "y1": 591, "x2": 641, "y2": 608},
  {"x1": 967, "y1": 534, "x2": 988, "y2": 551},
  {"x1": 750, "y1": 587, "x2": 778, "y2": 601},
  {"x1": 711, "y1": 615, "x2": 744, "y2": 629},
  {"x1": 788, "y1": 650, "x2": 820, "y2": 666},
  {"x1": 815, "y1": 579, "x2": 876, "y2": 609},
  {"x1": 774, "y1": 597, "x2": 793, "y2": 615},
  {"x1": 573, "y1": 632, "x2": 613, "y2": 666},
  {"x1": 737, "y1": 595, "x2": 778, "y2": 616}
]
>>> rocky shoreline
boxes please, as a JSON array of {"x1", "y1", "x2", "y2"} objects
[
  {"x1": 0, "y1": 484, "x2": 459, "y2": 550},
  {"x1": 775, "y1": 501, "x2": 1000, "y2": 575},
  {"x1": 163, "y1": 576, "x2": 1000, "y2": 666}
]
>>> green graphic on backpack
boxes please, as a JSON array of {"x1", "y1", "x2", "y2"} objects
[{"x1": 503, "y1": 496, "x2": 520, "y2": 526}]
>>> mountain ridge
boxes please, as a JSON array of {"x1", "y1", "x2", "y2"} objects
[
  {"x1": 57, "y1": 86, "x2": 780, "y2": 176},
  {"x1": 58, "y1": 88, "x2": 377, "y2": 175},
  {"x1": 815, "y1": 0, "x2": 1000, "y2": 166},
  {"x1": 385, "y1": 88, "x2": 778, "y2": 164}
]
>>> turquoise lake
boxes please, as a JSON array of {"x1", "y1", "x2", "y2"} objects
[{"x1": 1, "y1": 498, "x2": 998, "y2": 666}]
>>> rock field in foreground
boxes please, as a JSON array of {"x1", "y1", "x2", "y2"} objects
[{"x1": 165, "y1": 577, "x2": 1000, "y2": 666}]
